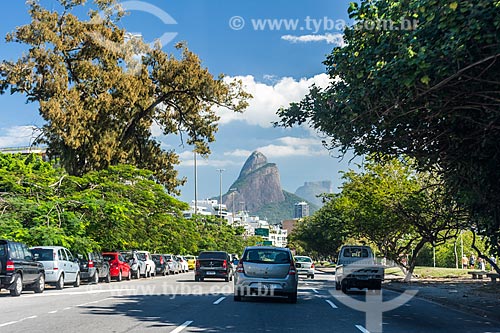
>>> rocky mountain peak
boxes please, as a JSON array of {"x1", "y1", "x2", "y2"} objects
[{"x1": 239, "y1": 151, "x2": 268, "y2": 178}]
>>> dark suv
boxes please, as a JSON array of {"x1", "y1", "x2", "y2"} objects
[
  {"x1": 195, "y1": 251, "x2": 233, "y2": 282},
  {"x1": 0, "y1": 239, "x2": 45, "y2": 296},
  {"x1": 76, "y1": 252, "x2": 111, "y2": 284}
]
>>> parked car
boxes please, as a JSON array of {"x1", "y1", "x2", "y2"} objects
[
  {"x1": 176, "y1": 255, "x2": 189, "y2": 273},
  {"x1": 76, "y1": 252, "x2": 111, "y2": 284},
  {"x1": 120, "y1": 250, "x2": 142, "y2": 279},
  {"x1": 136, "y1": 250, "x2": 156, "y2": 277},
  {"x1": 102, "y1": 252, "x2": 131, "y2": 281},
  {"x1": 152, "y1": 254, "x2": 169, "y2": 276},
  {"x1": 294, "y1": 255, "x2": 315, "y2": 279},
  {"x1": 233, "y1": 246, "x2": 298, "y2": 303},
  {"x1": 164, "y1": 254, "x2": 180, "y2": 274},
  {"x1": 195, "y1": 251, "x2": 233, "y2": 282},
  {"x1": 184, "y1": 255, "x2": 197, "y2": 270},
  {"x1": 0, "y1": 239, "x2": 45, "y2": 296},
  {"x1": 30, "y1": 246, "x2": 80, "y2": 289}
]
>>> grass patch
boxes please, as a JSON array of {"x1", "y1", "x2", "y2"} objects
[{"x1": 385, "y1": 266, "x2": 471, "y2": 278}]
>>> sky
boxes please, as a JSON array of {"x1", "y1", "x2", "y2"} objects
[{"x1": 0, "y1": 0, "x2": 358, "y2": 203}]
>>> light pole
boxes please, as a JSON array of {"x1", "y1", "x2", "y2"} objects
[
  {"x1": 216, "y1": 168, "x2": 225, "y2": 218},
  {"x1": 194, "y1": 150, "x2": 198, "y2": 216},
  {"x1": 229, "y1": 188, "x2": 237, "y2": 218}
]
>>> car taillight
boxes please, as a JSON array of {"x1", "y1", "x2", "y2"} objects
[
  {"x1": 160, "y1": 257, "x2": 164, "y2": 264},
  {"x1": 88, "y1": 260, "x2": 94, "y2": 268},
  {"x1": 222, "y1": 260, "x2": 227, "y2": 268},
  {"x1": 236, "y1": 260, "x2": 245, "y2": 273},
  {"x1": 288, "y1": 262, "x2": 297, "y2": 275},
  {"x1": 195, "y1": 260, "x2": 200, "y2": 269},
  {"x1": 6, "y1": 260, "x2": 15, "y2": 271},
  {"x1": 311, "y1": 263, "x2": 315, "y2": 269}
]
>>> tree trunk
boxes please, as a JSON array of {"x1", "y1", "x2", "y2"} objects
[{"x1": 404, "y1": 239, "x2": 427, "y2": 282}]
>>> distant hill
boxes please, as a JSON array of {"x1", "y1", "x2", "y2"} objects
[
  {"x1": 220, "y1": 151, "x2": 316, "y2": 224},
  {"x1": 295, "y1": 181, "x2": 333, "y2": 207}
]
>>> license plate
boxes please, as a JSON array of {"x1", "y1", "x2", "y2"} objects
[{"x1": 206, "y1": 271, "x2": 216, "y2": 275}]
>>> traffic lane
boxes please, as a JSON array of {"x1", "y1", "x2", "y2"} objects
[
  {"x1": 0, "y1": 274, "x2": 233, "y2": 333},
  {"x1": 0, "y1": 273, "x2": 360, "y2": 333},
  {"x1": 0, "y1": 272, "x2": 191, "y2": 332},
  {"x1": 381, "y1": 289, "x2": 500, "y2": 333},
  {"x1": 328, "y1": 288, "x2": 500, "y2": 333}
]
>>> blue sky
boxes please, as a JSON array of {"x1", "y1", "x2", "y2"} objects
[{"x1": 0, "y1": 0, "x2": 358, "y2": 203}]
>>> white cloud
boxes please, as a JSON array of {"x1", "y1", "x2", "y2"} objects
[
  {"x1": 224, "y1": 136, "x2": 327, "y2": 159},
  {"x1": 216, "y1": 73, "x2": 331, "y2": 128},
  {"x1": 281, "y1": 33, "x2": 345, "y2": 47},
  {"x1": 0, "y1": 126, "x2": 39, "y2": 148},
  {"x1": 178, "y1": 150, "x2": 243, "y2": 168}
]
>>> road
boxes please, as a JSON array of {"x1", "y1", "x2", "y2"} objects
[{"x1": 1, "y1": 270, "x2": 499, "y2": 333}]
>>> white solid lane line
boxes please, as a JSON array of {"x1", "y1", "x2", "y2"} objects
[
  {"x1": 355, "y1": 324, "x2": 370, "y2": 333},
  {"x1": 22, "y1": 288, "x2": 136, "y2": 297},
  {"x1": 0, "y1": 315, "x2": 38, "y2": 328},
  {"x1": 170, "y1": 320, "x2": 193, "y2": 333},
  {"x1": 325, "y1": 300, "x2": 338, "y2": 309},
  {"x1": 213, "y1": 296, "x2": 226, "y2": 305}
]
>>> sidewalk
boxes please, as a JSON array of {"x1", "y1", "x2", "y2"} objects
[{"x1": 316, "y1": 267, "x2": 500, "y2": 323}]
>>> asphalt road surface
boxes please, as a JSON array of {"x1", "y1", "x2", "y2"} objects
[{"x1": 1, "y1": 270, "x2": 499, "y2": 332}]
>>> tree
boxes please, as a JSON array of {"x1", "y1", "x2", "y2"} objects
[
  {"x1": 276, "y1": 0, "x2": 500, "y2": 266},
  {"x1": 289, "y1": 196, "x2": 348, "y2": 259},
  {"x1": 0, "y1": 0, "x2": 250, "y2": 194}
]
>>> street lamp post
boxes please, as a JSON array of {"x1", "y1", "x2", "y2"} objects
[
  {"x1": 216, "y1": 168, "x2": 225, "y2": 218},
  {"x1": 194, "y1": 151, "x2": 198, "y2": 217},
  {"x1": 229, "y1": 188, "x2": 237, "y2": 218}
]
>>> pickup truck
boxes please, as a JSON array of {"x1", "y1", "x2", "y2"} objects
[
  {"x1": 335, "y1": 245, "x2": 384, "y2": 292},
  {"x1": 194, "y1": 251, "x2": 233, "y2": 282}
]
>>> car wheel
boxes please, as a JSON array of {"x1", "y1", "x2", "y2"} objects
[
  {"x1": 117, "y1": 270, "x2": 122, "y2": 282},
  {"x1": 288, "y1": 291, "x2": 297, "y2": 304},
  {"x1": 335, "y1": 281, "x2": 341, "y2": 290},
  {"x1": 127, "y1": 270, "x2": 132, "y2": 280},
  {"x1": 310, "y1": 274, "x2": 315, "y2": 280},
  {"x1": 74, "y1": 273, "x2": 81, "y2": 287},
  {"x1": 56, "y1": 274, "x2": 64, "y2": 290},
  {"x1": 225, "y1": 277, "x2": 229, "y2": 282},
  {"x1": 105, "y1": 271, "x2": 111, "y2": 283},
  {"x1": 146, "y1": 267, "x2": 150, "y2": 278},
  {"x1": 10, "y1": 274, "x2": 23, "y2": 297},
  {"x1": 93, "y1": 271, "x2": 99, "y2": 284},
  {"x1": 195, "y1": 276, "x2": 200, "y2": 282},
  {"x1": 341, "y1": 282, "x2": 348, "y2": 293},
  {"x1": 33, "y1": 274, "x2": 45, "y2": 293}
]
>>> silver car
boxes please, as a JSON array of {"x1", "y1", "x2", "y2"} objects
[
  {"x1": 294, "y1": 255, "x2": 315, "y2": 279},
  {"x1": 30, "y1": 246, "x2": 80, "y2": 289},
  {"x1": 233, "y1": 246, "x2": 298, "y2": 303}
]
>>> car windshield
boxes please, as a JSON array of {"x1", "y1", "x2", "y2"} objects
[
  {"x1": 243, "y1": 249, "x2": 290, "y2": 264},
  {"x1": 30, "y1": 248, "x2": 54, "y2": 261},
  {"x1": 184, "y1": 255, "x2": 195, "y2": 260},
  {"x1": 295, "y1": 256, "x2": 312, "y2": 263},
  {"x1": 137, "y1": 253, "x2": 146, "y2": 260}
]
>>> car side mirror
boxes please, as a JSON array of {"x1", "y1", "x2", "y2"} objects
[{"x1": 295, "y1": 263, "x2": 302, "y2": 268}]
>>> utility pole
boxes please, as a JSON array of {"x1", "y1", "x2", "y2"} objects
[
  {"x1": 194, "y1": 151, "x2": 198, "y2": 217},
  {"x1": 216, "y1": 168, "x2": 225, "y2": 218},
  {"x1": 229, "y1": 188, "x2": 237, "y2": 218}
]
